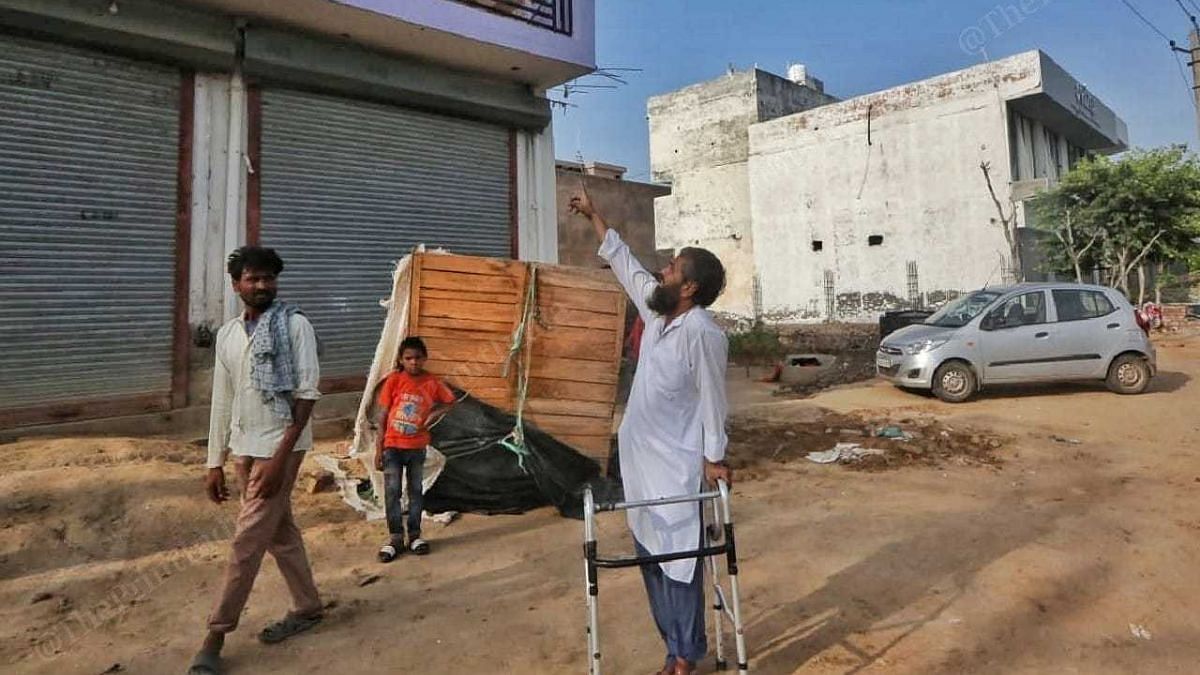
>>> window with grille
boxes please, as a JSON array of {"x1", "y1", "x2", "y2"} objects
[{"x1": 452, "y1": 0, "x2": 573, "y2": 35}]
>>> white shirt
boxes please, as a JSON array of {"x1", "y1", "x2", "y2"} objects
[
  {"x1": 206, "y1": 312, "x2": 322, "y2": 468},
  {"x1": 598, "y1": 229, "x2": 729, "y2": 583}
]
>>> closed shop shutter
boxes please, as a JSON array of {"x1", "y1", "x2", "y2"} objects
[
  {"x1": 258, "y1": 88, "x2": 512, "y2": 380},
  {"x1": 0, "y1": 34, "x2": 180, "y2": 415}
]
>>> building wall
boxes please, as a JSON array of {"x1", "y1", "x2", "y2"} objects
[
  {"x1": 747, "y1": 53, "x2": 1045, "y2": 322},
  {"x1": 0, "y1": 0, "x2": 568, "y2": 434},
  {"x1": 648, "y1": 69, "x2": 837, "y2": 317},
  {"x1": 555, "y1": 170, "x2": 669, "y2": 269},
  {"x1": 653, "y1": 167, "x2": 757, "y2": 316}
]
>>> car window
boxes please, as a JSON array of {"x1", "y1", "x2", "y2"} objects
[
  {"x1": 1052, "y1": 289, "x2": 1115, "y2": 322},
  {"x1": 984, "y1": 291, "x2": 1046, "y2": 329},
  {"x1": 924, "y1": 290, "x2": 1001, "y2": 328}
]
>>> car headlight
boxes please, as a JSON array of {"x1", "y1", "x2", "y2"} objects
[{"x1": 903, "y1": 338, "x2": 948, "y2": 355}]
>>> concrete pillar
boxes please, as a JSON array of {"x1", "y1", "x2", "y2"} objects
[{"x1": 516, "y1": 121, "x2": 559, "y2": 263}]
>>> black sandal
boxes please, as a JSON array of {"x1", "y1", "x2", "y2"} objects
[
  {"x1": 187, "y1": 649, "x2": 221, "y2": 675},
  {"x1": 258, "y1": 612, "x2": 322, "y2": 645}
]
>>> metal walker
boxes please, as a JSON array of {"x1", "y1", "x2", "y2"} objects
[{"x1": 582, "y1": 480, "x2": 748, "y2": 674}]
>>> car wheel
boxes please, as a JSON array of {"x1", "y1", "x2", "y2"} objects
[
  {"x1": 932, "y1": 361, "x2": 976, "y2": 403},
  {"x1": 1106, "y1": 354, "x2": 1150, "y2": 395}
]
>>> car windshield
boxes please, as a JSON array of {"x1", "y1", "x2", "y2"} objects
[{"x1": 923, "y1": 291, "x2": 1003, "y2": 328}]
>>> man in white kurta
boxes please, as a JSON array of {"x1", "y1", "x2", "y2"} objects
[{"x1": 572, "y1": 192, "x2": 731, "y2": 675}]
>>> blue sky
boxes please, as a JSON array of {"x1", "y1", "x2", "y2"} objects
[{"x1": 552, "y1": 0, "x2": 1199, "y2": 182}]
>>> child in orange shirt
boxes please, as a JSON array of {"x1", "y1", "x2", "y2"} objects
[{"x1": 375, "y1": 336, "x2": 456, "y2": 562}]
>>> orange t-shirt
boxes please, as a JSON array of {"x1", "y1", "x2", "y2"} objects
[{"x1": 377, "y1": 371, "x2": 456, "y2": 450}]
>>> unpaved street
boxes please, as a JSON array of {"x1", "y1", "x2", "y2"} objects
[{"x1": 3, "y1": 336, "x2": 1199, "y2": 674}]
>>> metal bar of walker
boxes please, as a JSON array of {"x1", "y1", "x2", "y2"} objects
[
  {"x1": 583, "y1": 488, "x2": 601, "y2": 675},
  {"x1": 583, "y1": 481, "x2": 744, "y2": 673},
  {"x1": 593, "y1": 543, "x2": 730, "y2": 569},
  {"x1": 716, "y1": 480, "x2": 749, "y2": 673},
  {"x1": 706, "y1": 495, "x2": 727, "y2": 672},
  {"x1": 592, "y1": 489, "x2": 723, "y2": 512}
]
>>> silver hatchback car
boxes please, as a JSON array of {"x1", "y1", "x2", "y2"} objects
[{"x1": 876, "y1": 283, "x2": 1156, "y2": 402}]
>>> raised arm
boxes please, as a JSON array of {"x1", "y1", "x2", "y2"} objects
[{"x1": 570, "y1": 191, "x2": 658, "y2": 322}]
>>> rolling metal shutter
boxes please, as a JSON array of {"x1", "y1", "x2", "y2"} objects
[
  {"x1": 259, "y1": 88, "x2": 512, "y2": 379},
  {"x1": 0, "y1": 35, "x2": 180, "y2": 411}
]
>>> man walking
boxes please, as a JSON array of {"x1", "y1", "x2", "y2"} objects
[
  {"x1": 189, "y1": 246, "x2": 324, "y2": 675},
  {"x1": 570, "y1": 192, "x2": 732, "y2": 675}
]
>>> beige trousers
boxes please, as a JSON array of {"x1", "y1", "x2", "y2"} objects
[{"x1": 207, "y1": 450, "x2": 322, "y2": 633}]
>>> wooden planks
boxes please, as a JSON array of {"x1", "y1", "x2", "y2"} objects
[
  {"x1": 421, "y1": 253, "x2": 522, "y2": 277},
  {"x1": 423, "y1": 269, "x2": 518, "y2": 294},
  {"x1": 425, "y1": 360, "x2": 506, "y2": 378},
  {"x1": 524, "y1": 397, "x2": 613, "y2": 419},
  {"x1": 420, "y1": 337, "x2": 511, "y2": 365},
  {"x1": 406, "y1": 252, "x2": 627, "y2": 460},
  {"x1": 536, "y1": 265, "x2": 620, "y2": 292},
  {"x1": 526, "y1": 378, "x2": 614, "y2": 403},
  {"x1": 420, "y1": 299, "x2": 516, "y2": 325},
  {"x1": 525, "y1": 413, "x2": 611, "y2": 437},
  {"x1": 528, "y1": 357, "x2": 618, "y2": 385},
  {"x1": 531, "y1": 324, "x2": 617, "y2": 362},
  {"x1": 420, "y1": 316, "x2": 513, "y2": 335},
  {"x1": 537, "y1": 305, "x2": 620, "y2": 330},
  {"x1": 553, "y1": 434, "x2": 612, "y2": 458},
  {"x1": 421, "y1": 288, "x2": 516, "y2": 306},
  {"x1": 536, "y1": 285, "x2": 622, "y2": 315}
]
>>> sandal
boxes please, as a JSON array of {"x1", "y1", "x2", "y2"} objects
[
  {"x1": 258, "y1": 612, "x2": 322, "y2": 645},
  {"x1": 378, "y1": 544, "x2": 400, "y2": 563},
  {"x1": 409, "y1": 538, "x2": 430, "y2": 555},
  {"x1": 187, "y1": 649, "x2": 221, "y2": 674}
]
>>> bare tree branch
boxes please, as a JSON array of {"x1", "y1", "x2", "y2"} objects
[
  {"x1": 1078, "y1": 229, "x2": 1102, "y2": 258},
  {"x1": 1053, "y1": 212, "x2": 1085, "y2": 282},
  {"x1": 1124, "y1": 229, "x2": 1166, "y2": 276},
  {"x1": 979, "y1": 161, "x2": 1021, "y2": 280}
]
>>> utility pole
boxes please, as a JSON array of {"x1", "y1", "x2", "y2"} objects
[
  {"x1": 1172, "y1": 21, "x2": 1200, "y2": 144},
  {"x1": 1191, "y1": 30, "x2": 1200, "y2": 143}
]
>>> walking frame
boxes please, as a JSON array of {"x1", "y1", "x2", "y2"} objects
[{"x1": 582, "y1": 479, "x2": 748, "y2": 674}]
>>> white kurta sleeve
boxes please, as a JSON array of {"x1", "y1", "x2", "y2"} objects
[
  {"x1": 206, "y1": 326, "x2": 234, "y2": 469},
  {"x1": 596, "y1": 228, "x2": 658, "y2": 322},
  {"x1": 694, "y1": 327, "x2": 729, "y2": 463},
  {"x1": 289, "y1": 314, "x2": 322, "y2": 401}
]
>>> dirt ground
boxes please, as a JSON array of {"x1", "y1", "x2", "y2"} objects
[{"x1": 4, "y1": 334, "x2": 1200, "y2": 674}]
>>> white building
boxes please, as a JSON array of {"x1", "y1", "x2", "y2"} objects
[
  {"x1": 649, "y1": 52, "x2": 1128, "y2": 323},
  {"x1": 0, "y1": 0, "x2": 593, "y2": 432}
]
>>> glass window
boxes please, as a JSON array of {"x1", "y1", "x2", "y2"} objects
[
  {"x1": 1045, "y1": 128, "x2": 1062, "y2": 179},
  {"x1": 1009, "y1": 112, "x2": 1036, "y2": 181},
  {"x1": 984, "y1": 291, "x2": 1046, "y2": 329},
  {"x1": 1031, "y1": 119, "x2": 1047, "y2": 179},
  {"x1": 925, "y1": 290, "x2": 1002, "y2": 328},
  {"x1": 1052, "y1": 289, "x2": 1115, "y2": 322}
]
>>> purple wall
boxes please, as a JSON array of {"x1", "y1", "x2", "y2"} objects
[{"x1": 337, "y1": 0, "x2": 595, "y2": 69}]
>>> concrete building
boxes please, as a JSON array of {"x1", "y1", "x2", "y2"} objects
[
  {"x1": 555, "y1": 160, "x2": 669, "y2": 270},
  {"x1": 0, "y1": 0, "x2": 593, "y2": 434},
  {"x1": 650, "y1": 52, "x2": 1128, "y2": 323},
  {"x1": 649, "y1": 65, "x2": 839, "y2": 318}
]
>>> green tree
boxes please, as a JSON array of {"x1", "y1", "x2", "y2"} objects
[
  {"x1": 1031, "y1": 188, "x2": 1102, "y2": 283},
  {"x1": 1032, "y1": 147, "x2": 1200, "y2": 302}
]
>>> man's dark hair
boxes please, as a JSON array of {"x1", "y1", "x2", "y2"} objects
[
  {"x1": 679, "y1": 247, "x2": 726, "y2": 307},
  {"x1": 227, "y1": 246, "x2": 284, "y2": 280},
  {"x1": 399, "y1": 336, "x2": 428, "y2": 358}
]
